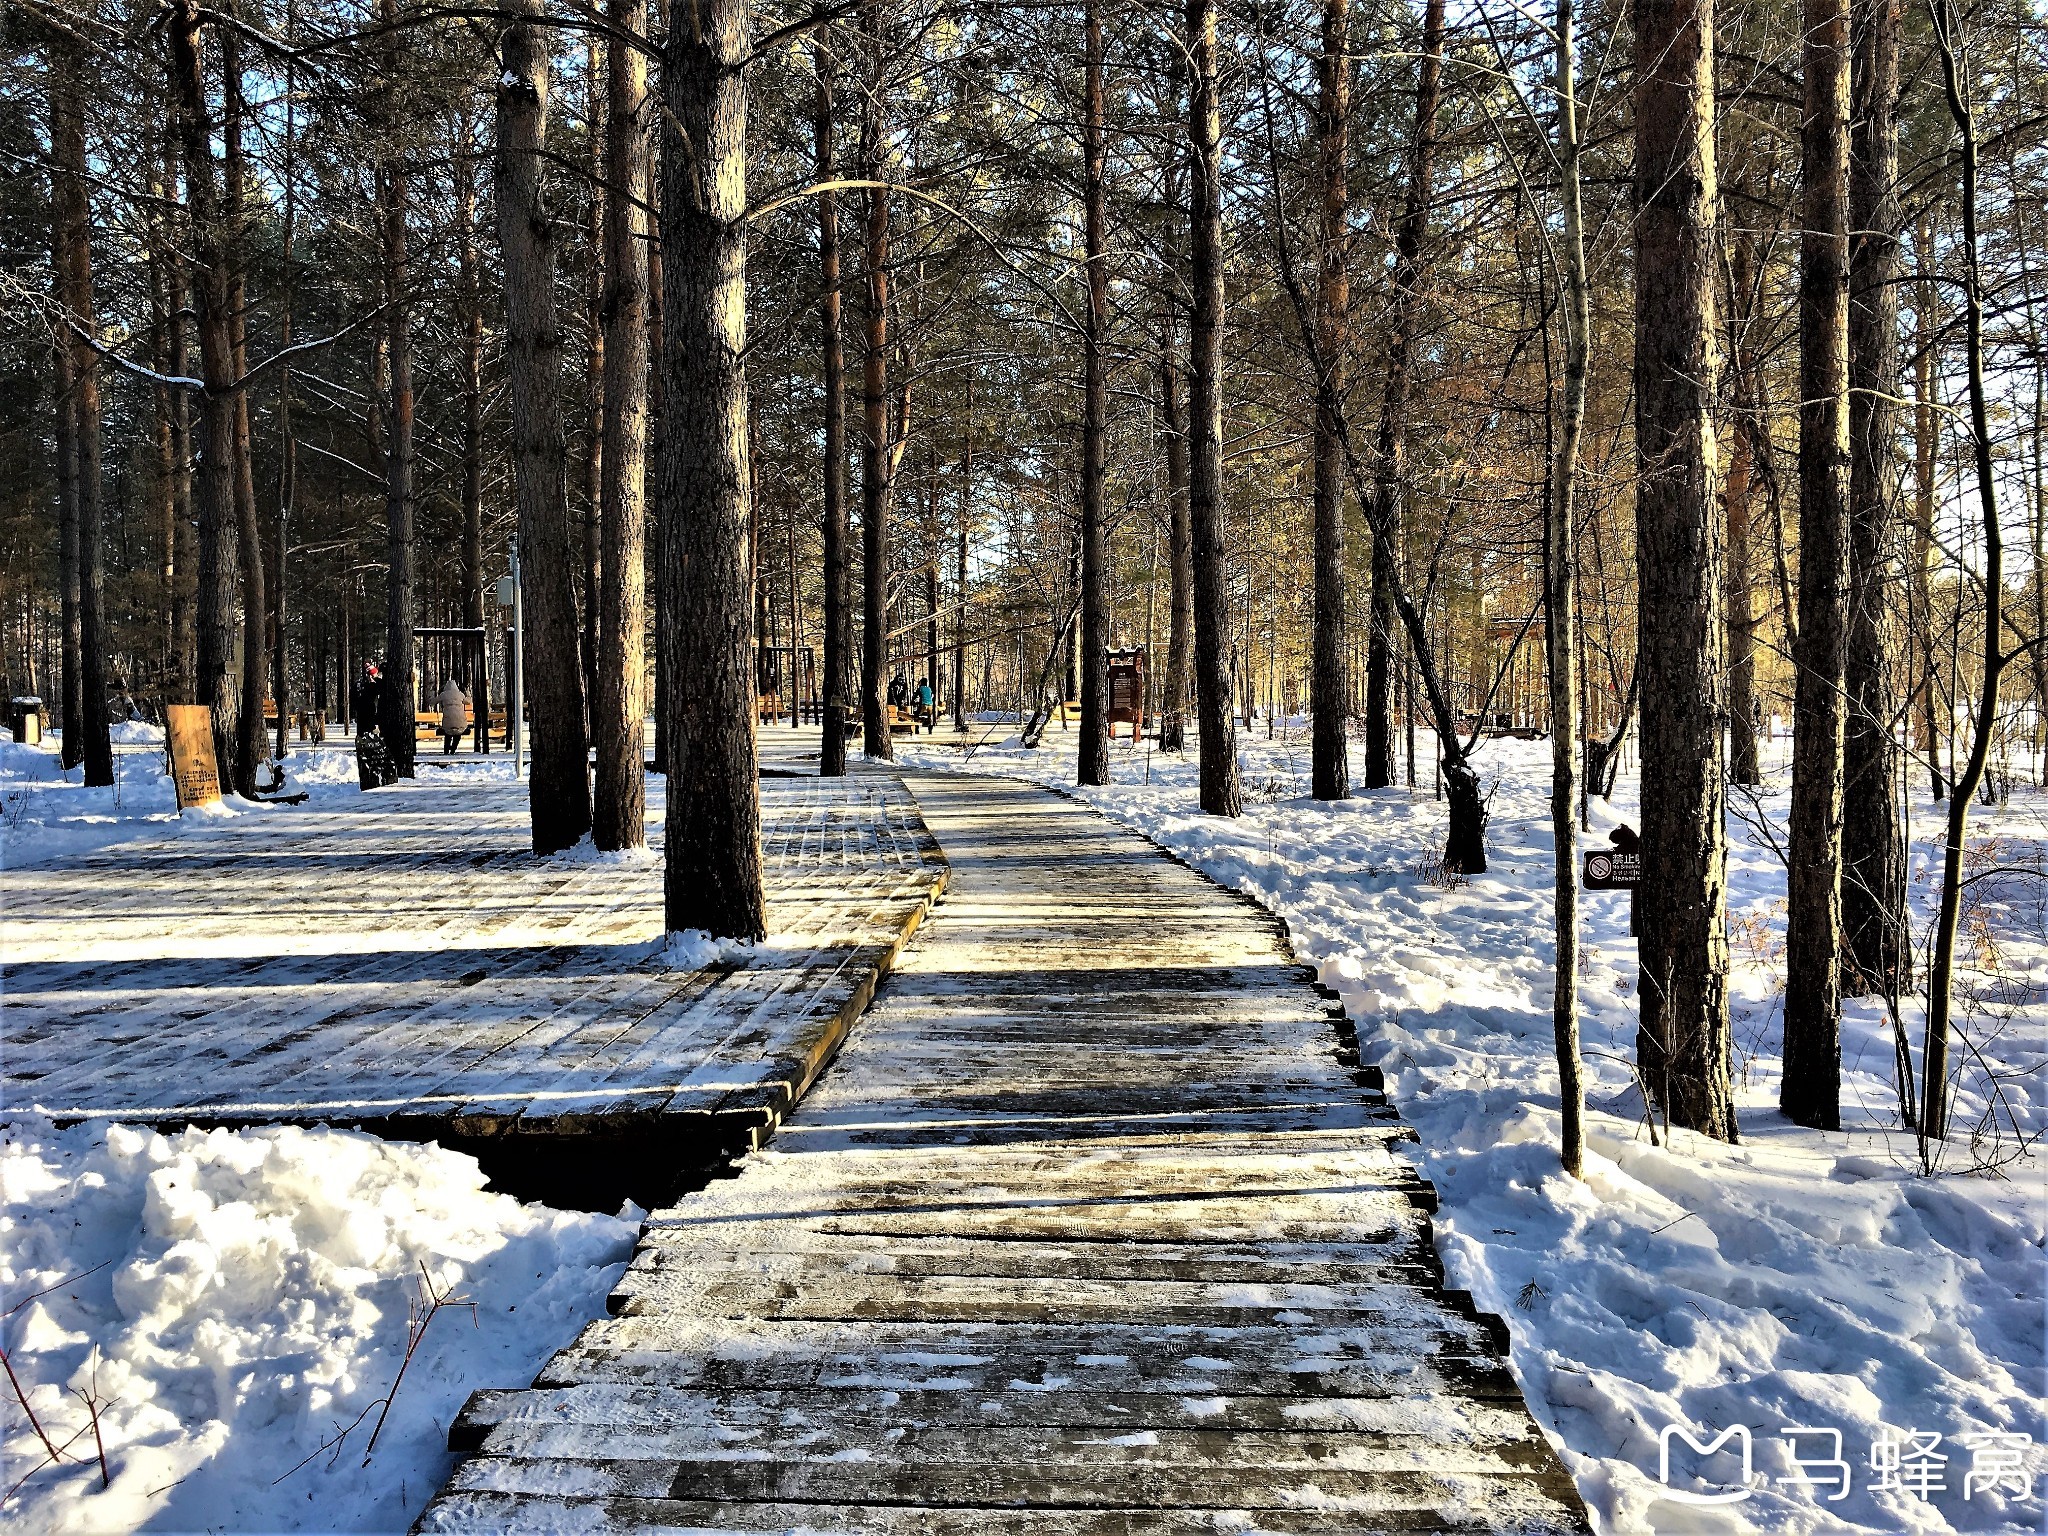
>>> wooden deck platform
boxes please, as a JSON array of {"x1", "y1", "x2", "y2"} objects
[
  {"x1": 2, "y1": 769, "x2": 947, "y2": 1206},
  {"x1": 416, "y1": 772, "x2": 1588, "y2": 1533}
]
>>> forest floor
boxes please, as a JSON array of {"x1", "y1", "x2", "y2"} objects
[
  {"x1": 1, "y1": 720, "x2": 2040, "y2": 1534},
  {"x1": 897, "y1": 721, "x2": 2046, "y2": 1536}
]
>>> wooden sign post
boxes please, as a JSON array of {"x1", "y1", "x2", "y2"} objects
[
  {"x1": 1106, "y1": 646, "x2": 1147, "y2": 741},
  {"x1": 165, "y1": 704, "x2": 223, "y2": 809}
]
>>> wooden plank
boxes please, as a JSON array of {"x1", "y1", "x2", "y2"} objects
[
  {"x1": 415, "y1": 1488, "x2": 1560, "y2": 1534},
  {"x1": 411, "y1": 771, "x2": 1586, "y2": 1535}
]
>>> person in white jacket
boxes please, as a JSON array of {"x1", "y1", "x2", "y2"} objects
[{"x1": 438, "y1": 677, "x2": 469, "y2": 755}]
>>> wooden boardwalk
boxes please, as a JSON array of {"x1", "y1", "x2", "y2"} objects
[
  {"x1": 418, "y1": 772, "x2": 1587, "y2": 1533},
  {"x1": 3, "y1": 768, "x2": 946, "y2": 1200}
]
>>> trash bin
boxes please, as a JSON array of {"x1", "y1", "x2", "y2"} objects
[{"x1": 9, "y1": 696, "x2": 43, "y2": 745}]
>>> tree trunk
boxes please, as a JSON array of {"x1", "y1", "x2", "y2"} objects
[
  {"x1": 222, "y1": 27, "x2": 266, "y2": 794},
  {"x1": 1159, "y1": 306, "x2": 1193, "y2": 754},
  {"x1": 953, "y1": 375, "x2": 971, "y2": 730},
  {"x1": 48, "y1": 35, "x2": 111, "y2": 786},
  {"x1": 1723, "y1": 234, "x2": 1762, "y2": 785},
  {"x1": 1632, "y1": 0, "x2": 1734, "y2": 1140},
  {"x1": 496, "y1": 0, "x2": 592, "y2": 852},
  {"x1": 659, "y1": 0, "x2": 765, "y2": 939},
  {"x1": 273, "y1": 41, "x2": 298, "y2": 769},
  {"x1": 1911, "y1": 211, "x2": 1942, "y2": 799},
  {"x1": 1550, "y1": 0, "x2": 1589, "y2": 1177},
  {"x1": 582, "y1": 41, "x2": 606, "y2": 734},
  {"x1": 859, "y1": 14, "x2": 894, "y2": 763},
  {"x1": 1077, "y1": 0, "x2": 1110, "y2": 787},
  {"x1": 1310, "y1": 0, "x2": 1350, "y2": 801},
  {"x1": 1921, "y1": 0, "x2": 2002, "y2": 1145},
  {"x1": 1783, "y1": 0, "x2": 1853, "y2": 1131},
  {"x1": 1362, "y1": 0, "x2": 1446, "y2": 790},
  {"x1": 592, "y1": 0, "x2": 651, "y2": 850},
  {"x1": 456, "y1": 116, "x2": 490, "y2": 746},
  {"x1": 1840, "y1": 0, "x2": 1904, "y2": 999},
  {"x1": 817, "y1": 41, "x2": 851, "y2": 777},
  {"x1": 1187, "y1": 0, "x2": 1241, "y2": 817},
  {"x1": 375, "y1": 0, "x2": 416, "y2": 781}
]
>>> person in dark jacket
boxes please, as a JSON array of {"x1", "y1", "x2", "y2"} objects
[
  {"x1": 887, "y1": 673, "x2": 909, "y2": 712},
  {"x1": 351, "y1": 661, "x2": 395, "y2": 789}
]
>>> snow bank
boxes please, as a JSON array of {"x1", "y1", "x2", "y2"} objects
[
  {"x1": 901, "y1": 727, "x2": 2047, "y2": 1535},
  {"x1": 0, "y1": 1119, "x2": 636, "y2": 1533}
]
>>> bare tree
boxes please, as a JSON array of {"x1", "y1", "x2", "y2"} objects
[
  {"x1": 168, "y1": 0, "x2": 244, "y2": 781},
  {"x1": 1187, "y1": 0, "x2": 1241, "y2": 816},
  {"x1": 659, "y1": 0, "x2": 766, "y2": 939},
  {"x1": 1362, "y1": 0, "x2": 1446, "y2": 791},
  {"x1": 592, "y1": 0, "x2": 652, "y2": 850},
  {"x1": 1632, "y1": 0, "x2": 1734, "y2": 1139},
  {"x1": 376, "y1": 0, "x2": 417, "y2": 782},
  {"x1": 817, "y1": 37, "x2": 851, "y2": 777},
  {"x1": 1309, "y1": 0, "x2": 1350, "y2": 802},
  {"x1": 1782, "y1": 0, "x2": 1853, "y2": 1130},
  {"x1": 1077, "y1": 0, "x2": 1111, "y2": 788},
  {"x1": 1840, "y1": 0, "x2": 1905, "y2": 997},
  {"x1": 497, "y1": 0, "x2": 591, "y2": 852},
  {"x1": 1920, "y1": 0, "x2": 2004, "y2": 1145},
  {"x1": 1549, "y1": 0, "x2": 1590, "y2": 1176},
  {"x1": 47, "y1": 25, "x2": 111, "y2": 786}
]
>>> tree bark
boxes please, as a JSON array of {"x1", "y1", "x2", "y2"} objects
[
  {"x1": 582, "y1": 41, "x2": 606, "y2": 734},
  {"x1": 1362, "y1": 0, "x2": 1446, "y2": 790},
  {"x1": 592, "y1": 0, "x2": 650, "y2": 850},
  {"x1": 376, "y1": 0, "x2": 416, "y2": 781},
  {"x1": 48, "y1": 33, "x2": 111, "y2": 786},
  {"x1": 859, "y1": 11, "x2": 895, "y2": 762},
  {"x1": 1077, "y1": 0, "x2": 1111, "y2": 787},
  {"x1": 497, "y1": 0, "x2": 592, "y2": 852},
  {"x1": 1633, "y1": 0, "x2": 1734, "y2": 1140},
  {"x1": 954, "y1": 375, "x2": 971, "y2": 730},
  {"x1": 660, "y1": 0, "x2": 765, "y2": 939},
  {"x1": 1783, "y1": 0, "x2": 1853, "y2": 1130},
  {"x1": 171, "y1": 0, "x2": 243, "y2": 785},
  {"x1": 1921, "y1": 0, "x2": 2002, "y2": 1144},
  {"x1": 225, "y1": 52, "x2": 267, "y2": 803},
  {"x1": 1187, "y1": 0, "x2": 1241, "y2": 816},
  {"x1": 1723, "y1": 234, "x2": 1762, "y2": 785},
  {"x1": 1310, "y1": 0, "x2": 1350, "y2": 801},
  {"x1": 1159, "y1": 305, "x2": 1193, "y2": 754},
  {"x1": 817, "y1": 40, "x2": 851, "y2": 777},
  {"x1": 455, "y1": 115, "x2": 490, "y2": 745},
  {"x1": 1840, "y1": 0, "x2": 1904, "y2": 998},
  {"x1": 1911, "y1": 211, "x2": 1942, "y2": 798},
  {"x1": 1551, "y1": 0, "x2": 1589, "y2": 1177}
]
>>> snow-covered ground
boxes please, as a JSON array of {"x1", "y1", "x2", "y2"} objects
[
  {"x1": 0, "y1": 1119, "x2": 636, "y2": 1533},
  {"x1": 0, "y1": 727, "x2": 519, "y2": 872},
  {"x1": 901, "y1": 723, "x2": 2047, "y2": 1536},
  {"x1": 2, "y1": 731, "x2": 640, "y2": 1532}
]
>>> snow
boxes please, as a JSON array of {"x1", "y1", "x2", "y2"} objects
[
  {"x1": 899, "y1": 724, "x2": 2048, "y2": 1535},
  {"x1": 0, "y1": 733, "x2": 520, "y2": 872},
  {"x1": 0, "y1": 1118, "x2": 637, "y2": 1533}
]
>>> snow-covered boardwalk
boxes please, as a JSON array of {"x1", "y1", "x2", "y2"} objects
[
  {"x1": 3, "y1": 769, "x2": 946, "y2": 1196},
  {"x1": 417, "y1": 773, "x2": 1588, "y2": 1533}
]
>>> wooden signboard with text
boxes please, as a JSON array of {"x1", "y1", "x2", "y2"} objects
[
  {"x1": 1583, "y1": 846, "x2": 1641, "y2": 889},
  {"x1": 165, "y1": 704, "x2": 222, "y2": 809}
]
